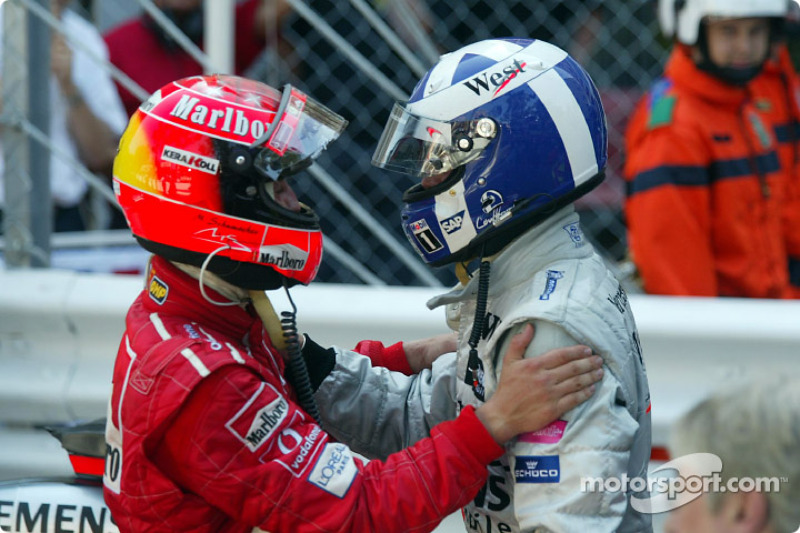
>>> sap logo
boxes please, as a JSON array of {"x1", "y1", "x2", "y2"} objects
[
  {"x1": 463, "y1": 59, "x2": 527, "y2": 97},
  {"x1": 148, "y1": 275, "x2": 168, "y2": 304},
  {"x1": 513, "y1": 455, "x2": 560, "y2": 483},
  {"x1": 308, "y1": 443, "x2": 357, "y2": 498},
  {"x1": 161, "y1": 145, "x2": 219, "y2": 175},
  {"x1": 440, "y1": 211, "x2": 466, "y2": 234}
]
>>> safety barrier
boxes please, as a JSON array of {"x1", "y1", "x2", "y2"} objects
[{"x1": 1, "y1": 267, "x2": 799, "y2": 480}]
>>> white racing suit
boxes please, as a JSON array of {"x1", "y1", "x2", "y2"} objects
[{"x1": 316, "y1": 207, "x2": 652, "y2": 532}]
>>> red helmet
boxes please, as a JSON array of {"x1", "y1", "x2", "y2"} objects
[{"x1": 114, "y1": 75, "x2": 347, "y2": 289}]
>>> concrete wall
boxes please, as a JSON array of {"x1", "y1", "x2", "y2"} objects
[{"x1": 1, "y1": 267, "x2": 799, "y2": 480}]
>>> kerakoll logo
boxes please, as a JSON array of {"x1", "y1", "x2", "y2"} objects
[{"x1": 581, "y1": 453, "x2": 787, "y2": 514}]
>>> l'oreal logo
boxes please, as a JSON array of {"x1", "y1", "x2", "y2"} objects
[{"x1": 463, "y1": 59, "x2": 527, "y2": 97}]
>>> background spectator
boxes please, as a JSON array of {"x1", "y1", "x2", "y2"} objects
[
  {"x1": 664, "y1": 375, "x2": 800, "y2": 533},
  {"x1": 624, "y1": 0, "x2": 795, "y2": 298},
  {"x1": 749, "y1": 41, "x2": 800, "y2": 298},
  {"x1": 103, "y1": 0, "x2": 291, "y2": 117},
  {"x1": 0, "y1": 0, "x2": 127, "y2": 232}
]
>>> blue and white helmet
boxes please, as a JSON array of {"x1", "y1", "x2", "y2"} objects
[{"x1": 372, "y1": 38, "x2": 608, "y2": 266}]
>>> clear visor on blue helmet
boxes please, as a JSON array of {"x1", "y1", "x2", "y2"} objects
[{"x1": 371, "y1": 103, "x2": 497, "y2": 178}]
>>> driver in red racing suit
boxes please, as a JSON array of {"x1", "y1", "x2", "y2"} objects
[{"x1": 103, "y1": 75, "x2": 604, "y2": 532}]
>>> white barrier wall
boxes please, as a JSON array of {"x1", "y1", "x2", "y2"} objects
[{"x1": 1, "y1": 268, "x2": 799, "y2": 479}]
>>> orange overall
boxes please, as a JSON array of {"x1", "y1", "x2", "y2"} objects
[
  {"x1": 625, "y1": 46, "x2": 792, "y2": 298},
  {"x1": 750, "y1": 44, "x2": 800, "y2": 297}
]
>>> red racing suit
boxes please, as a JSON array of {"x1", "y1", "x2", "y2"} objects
[
  {"x1": 749, "y1": 44, "x2": 800, "y2": 297},
  {"x1": 103, "y1": 256, "x2": 503, "y2": 532},
  {"x1": 624, "y1": 46, "x2": 792, "y2": 298}
]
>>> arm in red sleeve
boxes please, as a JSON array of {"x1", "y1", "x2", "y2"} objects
[
  {"x1": 354, "y1": 339, "x2": 413, "y2": 374},
  {"x1": 157, "y1": 366, "x2": 501, "y2": 533}
]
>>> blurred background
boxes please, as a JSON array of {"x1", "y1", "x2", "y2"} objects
[
  {"x1": 2, "y1": 4, "x2": 800, "y2": 532},
  {"x1": 1, "y1": 0, "x2": 669, "y2": 287}
]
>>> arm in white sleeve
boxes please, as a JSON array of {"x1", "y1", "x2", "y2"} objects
[{"x1": 314, "y1": 347, "x2": 458, "y2": 460}]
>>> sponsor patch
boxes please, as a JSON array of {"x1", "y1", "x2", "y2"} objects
[
  {"x1": 148, "y1": 275, "x2": 169, "y2": 304},
  {"x1": 514, "y1": 455, "x2": 560, "y2": 483},
  {"x1": 607, "y1": 283, "x2": 629, "y2": 314},
  {"x1": 462, "y1": 59, "x2": 527, "y2": 98},
  {"x1": 226, "y1": 383, "x2": 289, "y2": 452},
  {"x1": 539, "y1": 270, "x2": 564, "y2": 301},
  {"x1": 518, "y1": 420, "x2": 567, "y2": 444},
  {"x1": 464, "y1": 354, "x2": 486, "y2": 402},
  {"x1": 480, "y1": 190, "x2": 504, "y2": 214},
  {"x1": 409, "y1": 219, "x2": 444, "y2": 254},
  {"x1": 161, "y1": 145, "x2": 220, "y2": 175},
  {"x1": 562, "y1": 222, "x2": 584, "y2": 247},
  {"x1": 259, "y1": 244, "x2": 309, "y2": 271},
  {"x1": 440, "y1": 210, "x2": 465, "y2": 234},
  {"x1": 307, "y1": 443, "x2": 358, "y2": 498},
  {"x1": 747, "y1": 110, "x2": 773, "y2": 150}
]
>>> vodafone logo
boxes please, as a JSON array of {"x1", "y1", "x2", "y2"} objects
[{"x1": 162, "y1": 145, "x2": 220, "y2": 175}]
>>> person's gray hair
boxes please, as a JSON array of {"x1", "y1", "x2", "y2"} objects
[{"x1": 669, "y1": 374, "x2": 800, "y2": 533}]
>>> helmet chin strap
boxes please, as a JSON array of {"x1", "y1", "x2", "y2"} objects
[
  {"x1": 196, "y1": 245, "x2": 244, "y2": 307},
  {"x1": 248, "y1": 289, "x2": 288, "y2": 352},
  {"x1": 191, "y1": 245, "x2": 289, "y2": 351},
  {"x1": 189, "y1": 249, "x2": 319, "y2": 421}
]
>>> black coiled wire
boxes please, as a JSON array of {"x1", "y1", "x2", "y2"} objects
[
  {"x1": 466, "y1": 258, "x2": 491, "y2": 400},
  {"x1": 467, "y1": 259, "x2": 492, "y2": 351},
  {"x1": 281, "y1": 285, "x2": 321, "y2": 424}
]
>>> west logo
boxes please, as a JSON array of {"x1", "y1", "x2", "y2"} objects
[
  {"x1": 162, "y1": 145, "x2": 219, "y2": 175},
  {"x1": 463, "y1": 59, "x2": 527, "y2": 97}
]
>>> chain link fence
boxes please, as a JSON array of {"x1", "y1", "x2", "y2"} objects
[{"x1": 2, "y1": 0, "x2": 670, "y2": 286}]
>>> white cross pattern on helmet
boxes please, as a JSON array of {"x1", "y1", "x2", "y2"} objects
[{"x1": 527, "y1": 69, "x2": 599, "y2": 187}]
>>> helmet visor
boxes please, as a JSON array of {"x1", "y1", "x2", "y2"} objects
[
  {"x1": 254, "y1": 86, "x2": 348, "y2": 181},
  {"x1": 371, "y1": 103, "x2": 494, "y2": 178}
]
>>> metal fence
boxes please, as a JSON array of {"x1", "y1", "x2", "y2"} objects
[{"x1": 1, "y1": 0, "x2": 669, "y2": 286}]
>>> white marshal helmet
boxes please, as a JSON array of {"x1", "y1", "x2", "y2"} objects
[{"x1": 659, "y1": 0, "x2": 789, "y2": 45}]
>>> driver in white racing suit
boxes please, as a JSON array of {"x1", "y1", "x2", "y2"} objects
[{"x1": 316, "y1": 38, "x2": 652, "y2": 533}]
